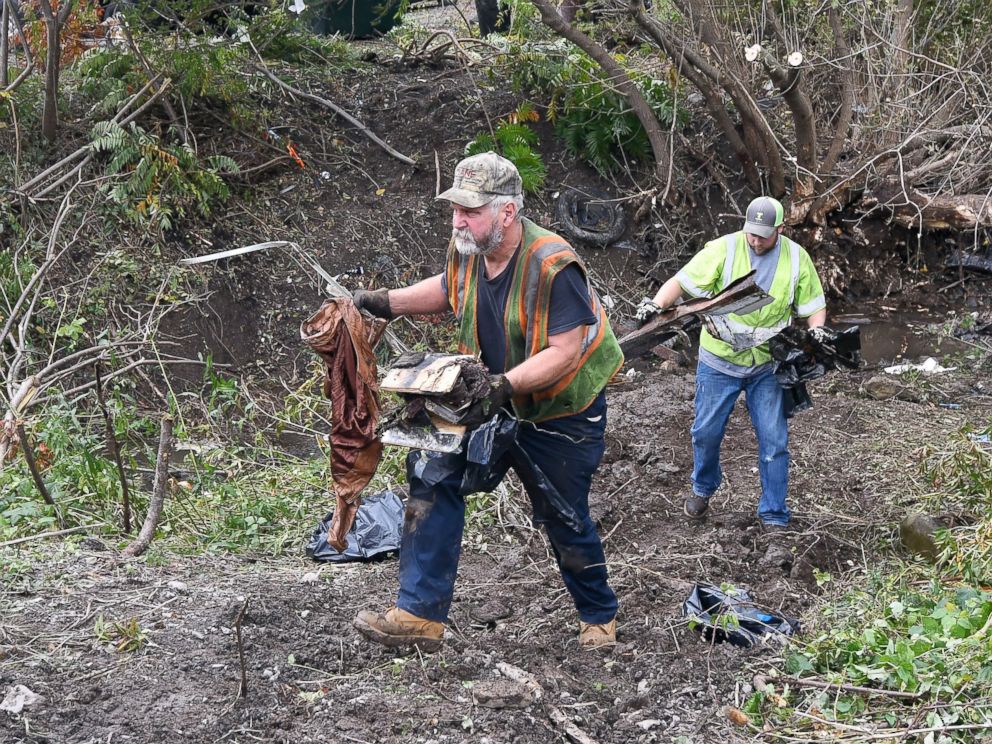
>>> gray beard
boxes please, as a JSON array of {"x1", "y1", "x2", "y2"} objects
[{"x1": 454, "y1": 222, "x2": 504, "y2": 256}]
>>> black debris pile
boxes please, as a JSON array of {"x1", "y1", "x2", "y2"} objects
[{"x1": 769, "y1": 326, "x2": 862, "y2": 416}]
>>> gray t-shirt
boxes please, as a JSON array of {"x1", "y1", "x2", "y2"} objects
[{"x1": 698, "y1": 239, "x2": 781, "y2": 379}]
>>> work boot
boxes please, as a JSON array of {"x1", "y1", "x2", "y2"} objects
[
  {"x1": 684, "y1": 495, "x2": 709, "y2": 520},
  {"x1": 353, "y1": 607, "x2": 444, "y2": 653},
  {"x1": 759, "y1": 523, "x2": 794, "y2": 571},
  {"x1": 579, "y1": 618, "x2": 617, "y2": 649}
]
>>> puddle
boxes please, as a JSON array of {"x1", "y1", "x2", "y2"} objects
[{"x1": 831, "y1": 303, "x2": 969, "y2": 367}]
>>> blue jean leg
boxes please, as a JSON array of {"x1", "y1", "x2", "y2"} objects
[
  {"x1": 691, "y1": 362, "x2": 743, "y2": 498},
  {"x1": 396, "y1": 450, "x2": 472, "y2": 622},
  {"x1": 515, "y1": 399, "x2": 617, "y2": 624},
  {"x1": 743, "y1": 370, "x2": 791, "y2": 525}
]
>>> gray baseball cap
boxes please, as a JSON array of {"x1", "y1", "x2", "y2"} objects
[
  {"x1": 437, "y1": 152, "x2": 523, "y2": 208},
  {"x1": 743, "y1": 196, "x2": 785, "y2": 238}
]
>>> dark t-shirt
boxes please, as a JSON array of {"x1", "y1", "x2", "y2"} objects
[{"x1": 444, "y1": 254, "x2": 596, "y2": 373}]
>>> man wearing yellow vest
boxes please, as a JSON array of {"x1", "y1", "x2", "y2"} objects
[
  {"x1": 639, "y1": 197, "x2": 826, "y2": 532},
  {"x1": 351, "y1": 152, "x2": 624, "y2": 651}
]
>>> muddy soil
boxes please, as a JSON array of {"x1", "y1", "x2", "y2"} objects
[
  {"x1": 4, "y1": 367, "x2": 990, "y2": 744},
  {"x1": 4, "y1": 2, "x2": 992, "y2": 743}
]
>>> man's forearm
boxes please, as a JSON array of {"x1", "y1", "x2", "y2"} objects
[
  {"x1": 387, "y1": 274, "x2": 450, "y2": 316},
  {"x1": 651, "y1": 276, "x2": 685, "y2": 309},
  {"x1": 504, "y1": 325, "x2": 584, "y2": 394},
  {"x1": 805, "y1": 308, "x2": 827, "y2": 328}
]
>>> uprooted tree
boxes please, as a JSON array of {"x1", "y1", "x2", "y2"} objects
[{"x1": 532, "y1": 0, "x2": 992, "y2": 234}]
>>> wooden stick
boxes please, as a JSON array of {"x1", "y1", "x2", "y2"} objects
[
  {"x1": 0, "y1": 525, "x2": 94, "y2": 548},
  {"x1": 753, "y1": 674, "x2": 922, "y2": 700},
  {"x1": 235, "y1": 597, "x2": 250, "y2": 698},
  {"x1": 95, "y1": 364, "x2": 132, "y2": 533},
  {"x1": 122, "y1": 415, "x2": 174, "y2": 558},
  {"x1": 253, "y1": 60, "x2": 416, "y2": 166}
]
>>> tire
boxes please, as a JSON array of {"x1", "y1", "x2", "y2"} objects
[{"x1": 554, "y1": 187, "x2": 627, "y2": 248}]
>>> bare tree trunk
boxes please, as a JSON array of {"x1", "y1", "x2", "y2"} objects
[
  {"x1": 36, "y1": 0, "x2": 75, "y2": 143},
  {"x1": 1, "y1": 0, "x2": 9, "y2": 88},
  {"x1": 122, "y1": 415, "x2": 173, "y2": 558},
  {"x1": 761, "y1": 52, "x2": 816, "y2": 175},
  {"x1": 631, "y1": 5, "x2": 758, "y2": 189},
  {"x1": 95, "y1": 365, "x2": 132, "y2": 533},
  {"x1": 530, "y1": 0, "x2": 672, "y2": 181},
  {"x1": 820, "y1": 8, "x2": 855, "y2": 175}
]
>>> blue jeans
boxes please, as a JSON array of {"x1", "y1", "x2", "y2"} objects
[
  {"x1": 397, "y1": 395, "x2": 617, "y2": 624},
  {"x1": 691, "y1": 361, "x2": 791, "y2": 525}
]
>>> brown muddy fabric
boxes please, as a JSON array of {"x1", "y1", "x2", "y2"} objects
[{"x1": 301, "y1": 299, "x2": 387, "y2": 552}]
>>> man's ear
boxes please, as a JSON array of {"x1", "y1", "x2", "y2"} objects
[{"x1": 502, "y1": 202, "x2": 517, "y2": 226}]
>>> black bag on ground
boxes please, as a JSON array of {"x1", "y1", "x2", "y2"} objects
[
  {"x1": 306, "y1": 489, "x2": 404, "y2": 562},
  {"x1": 682, "y1": 583, "x2": 799, "y2": 648}
]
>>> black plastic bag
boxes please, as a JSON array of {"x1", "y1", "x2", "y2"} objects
[
  {"x1": 682, "y1": 583, "x2": 799, "y2": 648},
  {"x1": 306, "y1": 489, "x2": 404, "y2": 562}
]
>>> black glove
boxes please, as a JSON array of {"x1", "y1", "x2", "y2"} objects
[
  {"x1": 459, "y1": 374, "x2": 514, "y2": 427},
  {"x1": 352, "y1": 288, "x2": 393, "y2": 320}
]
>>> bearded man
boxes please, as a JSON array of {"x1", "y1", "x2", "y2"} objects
[{"x1": 351, "y1": 152, "x2": 624, "y2": 652}]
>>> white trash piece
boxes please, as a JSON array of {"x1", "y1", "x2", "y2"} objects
[
  {"x1": 883, "y1": 357, "x2": 956, "y2": 375},
  {"x1": 1, "y1": 685, "x2": 42, "y2": 714}
]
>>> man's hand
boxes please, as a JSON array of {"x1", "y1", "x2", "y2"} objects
[
  {"x1": 809, "y1": 326, "x2": 831, "y2": 344},
  {"x1": 353, "y1": 288, "x2": 393, "y2": 320},
  {"x1": 459, "y1": 374, "x2": 514, "y2": 427},
  {"x1": 635, "y1": 297, "x2": 663, "y2": 324}
]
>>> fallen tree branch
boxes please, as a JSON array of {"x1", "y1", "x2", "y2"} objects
[
  {"x1": 13, "y1": 77, "x2": 169, "y2": 199},
  {"x1": 252, "y1": 57, "x2": 416, "y2": 167},
  {"x1": 235, "y1": 597, "x2": 250, "y2": 698},
  {"x1": 122, "y1": 415, "x2": 173, "y2": 558},
  {"x1": 753, "y1": 674, "x2": 922, "y2": 700},
  {"x1": 0, "y1": 524, "x2": 97, "y2": 548}
]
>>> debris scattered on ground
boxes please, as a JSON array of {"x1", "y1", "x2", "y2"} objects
[
  {"x1": 682, "y1": 583, "x2": 799, "y2": 648},
  {"x1": 861, "y1": 374, "x2": 922, "y2": 402},
  {"x1": 884, "y1": 356, "x2": 956, "y2": 375},
  {"x1": 1, "y1": 685, "x2": 42, "y2": 715}
]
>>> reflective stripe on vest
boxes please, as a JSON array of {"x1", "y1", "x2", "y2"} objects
[{"x1": 705, "y1": 233, "x2": 801, "y2": 351}]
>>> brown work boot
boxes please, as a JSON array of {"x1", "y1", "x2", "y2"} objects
[
  {"x1": 353, "y1": 607, "x2": 444, "y2": 652},
  {"x1": 579, "y1": 618, "x2": 617, "y2": 649}
]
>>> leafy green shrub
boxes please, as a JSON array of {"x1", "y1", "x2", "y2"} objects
[
  {"x1": 89, "y1": 120, "x2": 239, "y2": 232},
  {"x1": 465, "y1": 103, "x2": 547, "y2": 194},
  {"x1": 504, "y1": 47, "x2": 684, "y2": 174}
]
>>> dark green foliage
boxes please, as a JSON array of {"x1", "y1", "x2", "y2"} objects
[
  {"x1": 466, "y1": 106, "x2": 547, "y2": 194},
  {"x1": 89, "y1": 121, "x2": 238, "y2": 232},
  {"x1": 505, "y1": 48, "x2": 683, "y2": 174}
]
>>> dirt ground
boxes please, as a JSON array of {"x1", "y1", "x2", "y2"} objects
[{"x1": 3, "y1": 2, "x2": 992, "y2": 743}]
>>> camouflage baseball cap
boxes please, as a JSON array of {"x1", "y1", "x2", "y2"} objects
[
  {"x1": 436, "y1": 152, "x2": 523, "y2": 208},
  {"x1": 743, "y1": 196, "x2": 784, "y2": 238}
]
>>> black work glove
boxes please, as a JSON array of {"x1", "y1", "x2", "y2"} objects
[
  {"x1": 352, "y1": 288, "x2": 393, "y2": 320},
  {"x1": 459, "y1": 374, "x2": 514, "y2": 427}
]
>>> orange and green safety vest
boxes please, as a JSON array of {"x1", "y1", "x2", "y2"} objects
[{"x1": 446, "y1": 217, "x2": 624, "y2": 422}]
